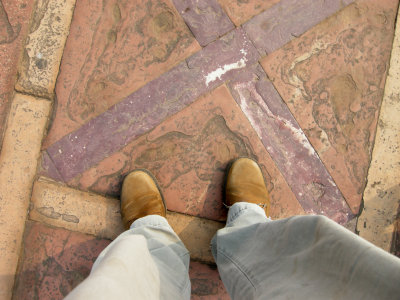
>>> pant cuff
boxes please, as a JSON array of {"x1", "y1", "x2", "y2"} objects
[
  {"x1": 227, "y1": 202, "x2": 269, "y2": 226},
  {"x1": 130, "y1": 215, "x2": 172, "y2": 231}
]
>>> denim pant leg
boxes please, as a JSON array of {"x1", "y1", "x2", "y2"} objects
[
  {"x1": 211, "y1": 202, "x2": 400, "y2": 300},
  {"x1": 66, "y1": 215, "x2": 191, "y2": 300}
]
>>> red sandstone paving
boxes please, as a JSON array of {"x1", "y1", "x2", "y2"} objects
[
  {"x1": 189, "y1": 261, "x2": 229, "y2": 299},
  {"x1": 68, "y1": 85, "x2": 303, "y2": 221},
  {"x1": 218, "y1": 0, "x2": 281, "y2": 26},
  {"x1": 0, "y1": 0, "x2": 35, "y2": 147},
  {"x1": 14, "y1": 221, "x2": 229, "y2": 298},
  {"x1": 13, "y1": 221, "x2": 111, "y2": 299},
  {"x1": 43, "y1": 0, "x2": 200, "y2": 149},
  {"x1": 42, "y1": 28, "x2": 259, "y2": 182},
  {"x1": 261, "y1": 0, "x2": 399, "y2": 214}
]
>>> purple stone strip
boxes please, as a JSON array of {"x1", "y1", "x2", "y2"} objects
[
  {"x1": 46, "y1": 28, "x2": 259, "y2": 181},
  {"x1": 172, "y1": 0, "x2": 234, "y2": 46},
  {"x1": 228, "y1": 65, "x2": 353, "y2": 224},
  {"x1": 243, "y1": 0, "x2": 354, "y2": 55},
  {"x1": 39, "y1": 151, "x2": 65, "y2": 182}
]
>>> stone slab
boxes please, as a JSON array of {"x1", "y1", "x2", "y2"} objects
[
  {"x1": 13, "y1": 221, "x2": 228, "y2": 298},
  {"x1": 44, "y1": 28, "x2": 259, "y2": 182},
  {"x1": 66, "y1": 85, "x2": 303, "y2": 221},
  {"x1": 0, "y1": 93, "x2": 51, "y2": 299},
  {"x1": 15, "y1": 0, "x2": 76, "y2": 99},
  {"x1": 29, "y1": 177, "x2": 225, "y2": 263},
  {"x1": 0, "y1": 0, "x2": 35, "y2": 148},
  {"x1": 13, "y1": 221, "x2": 111, "y2": 299},
  {"x1": 172, "y1": 0, "x2": 234, "y2": 46},
  {"x1": 228, "y1": 64, "x2": 352, "y2": 224},
  {"x1": 189, "y1": 261, "x2": 229, "y2": 299},
  {"x1": 261, "y1": 0, "x2": 398, "y2": 214},
  {"x1": 218, "y1": 0, "x2": 280, "y2": 26},
  {"x1": 43, "y1": 0, "x2": 201, "y2": 148},
  {"x1": 357, "y1": 4, "x2": 400, "y2": 254},
  {"x1": 243, "y1": 0, "x2": 353, "y2": 55}
]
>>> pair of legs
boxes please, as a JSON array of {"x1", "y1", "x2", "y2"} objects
[{"x1": 66, "y1": 159, "x2": 400, "y2": 299}]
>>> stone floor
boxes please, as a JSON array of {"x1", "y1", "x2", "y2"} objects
[{"x1": 0, "y1": 0, "x2": 399, "y2": 298}]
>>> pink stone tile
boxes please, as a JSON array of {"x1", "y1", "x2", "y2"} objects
[
  {"x1": 189, "y1": 261, "x2": 229, "y2": 299},
  {"x1": 0, "y1": 0, "x2": 35, "y2": 146},
  {"x1": 172, "y1": 0, "x2": 234, "y2": 46},
  {"x1": 13, "y1": 221, "x2": 110, "y2": 299},
  {"x1": 68, "y1": 85, "x2": 303, "y2": 221},
  {"x1": 43, "y1": 0, "x2": 200, "y2": 149},
  {"x1": 228, "y1": 64, "x2": 352, "y2": 224},
  {"x1": 261, "y1": 0, "x2": 399, "y2": 213},
  {"x1": 243, "y1": 0, "x2": 353, "y2": 55}
]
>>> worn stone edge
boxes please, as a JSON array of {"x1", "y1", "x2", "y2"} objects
[
  {"x1": 29, "y1": 177, "x2": 223, "y2": 264},
  {"x1": 356, "y1": 6, "x2": 400, "y2": 253}
]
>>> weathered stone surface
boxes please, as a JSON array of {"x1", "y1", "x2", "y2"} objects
[
  {"x1": 30, "y1": 177, "x2": 224, "y2": 263},
  {"x1": 43, "y1": 28, "x2": 259, "y2": 181},
  {"x1": 357, "y1": 5, "x2": 400, "y2": 254},
  {"x1": 243, "y1": 0, "x2": 353, "y2": 55},
  {"x1": 13, "y1": 221, "x2": 111, "y2": 299},
  {"x1": 218, "y1": 0, "x2": 280, "y2": 26},
  {"x1": 15, "y1": 0, "x2": 76, "y2": 99},
  {"x1": 172, "y1": 0, "x2": 234, "y2": 46},
  {"x1": 0, "y1": 93, "x2": 51, "y2": 299},
  {"x1": 261, "y1": 0, "x2": 398, "y2": 214},
  {"x1": 30, "y1": 177, "x2": 125, "y2": 239},
  {"x1": 66, "y1": 85, "x2": 303, "y2": 221},
  {"x1": 189, "y1": 261, "x2": 229, "y2": 299},
  {"x1": 0, "y1": 0, "x2": 35, "y2": 148},
  {"x1": 43, "y1": 0, "x2": 200, "y2": 148},
  {"x1": 228, "y1": 64, "x2": 351, "y2": 224}
]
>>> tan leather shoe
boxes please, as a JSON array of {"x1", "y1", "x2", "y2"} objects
[
  {"x1": 120, "y1": 170, "x2": 166, "y2": 229},
  {"x1": 225, "y1": 158, "x2": 270, "y2": 216}
]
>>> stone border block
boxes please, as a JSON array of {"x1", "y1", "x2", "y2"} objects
[
  {"x1": 0, "y1": 93, "x2": 51, "y2": 299},
  {"x1": 15, "y1": 0, "x2": 76, "y2": 99},
  {"x1": 357, "y1": 7, "x2": 400, "y2": 253},
  {"x1": 30, "y1": 177, "x2": 223, "y2": 263}
]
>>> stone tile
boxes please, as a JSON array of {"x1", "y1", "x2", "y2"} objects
[
  {"x1": 357, "y1": 5, "x2": 400, "y2": 254},
  {"x1": 43, "y1": 28, "x2": 259, "y2": 181},
  {"x1": 30, "y1": 177, "x2": 224, "y2": 263},
  {"x1": 15, "y1": 0, "x2": 76, "y2": 99},
  {"x1": 228, "y1": 64, "x2": 352, "y2": 224},
  {"x1": 243, "y1": 0, "x2": 353, "y2": 55},
  {"x1": 13, "y1": 221, "x2": 111, "y2": 299},
  {"x1": 172, "y1": 0, "x2": 234, "y2": 46},
  {"x1": 218, "y1": 0, "x2": 280, "y2": 26},
  {"x1": 0, "y1": 0, "x2": 35, "y2": 148},
  {"x1": 43, "y1": 0, "x2": 200, "y2": 148},
  {"x1": 189, "y1": 261, "x2": 229, "y2": 299},
  {"x1": 67, "y1": 85, "x2": 303, "y2": 221},
  {"x1": 0, "y1": 93, "x2": 51, "y2": 299},
  {"x1": 261, "y1": 0, "x2": 398, "y2": 214}
]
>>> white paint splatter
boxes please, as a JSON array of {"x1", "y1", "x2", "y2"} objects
[
  {"x1": 234, "y1": 81, "x2": 317, "y2": 157},
  {"x1": 205, "y1": 58, "x2": 247, "y2": 86}
]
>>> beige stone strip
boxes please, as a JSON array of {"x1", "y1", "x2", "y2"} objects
[
  {"x1": 0, "y1": 94, "x2": 51, "y2": 300},
  {"x1": 15, "y1": 0, "x2": 76, "y2": 99},
  {"x1": 30, "y1": 177, "x2": 223, "y2": 263},
  {"x1": 357, "y1": 7, "x2": 400, "y2": 253}
]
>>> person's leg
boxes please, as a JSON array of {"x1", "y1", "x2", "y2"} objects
[
  {"x1": 66, "y1": 215, "x2": 190, "y2": 299},
  {"x1": 212, "y1": 205, "x2": 400, "y2": 300},
  {"x1": 212, "y1": 158, "x2": 400, "y2": 300},
  {"x1": 66, "y1": 170, "x2": 191, "y2": 299}
]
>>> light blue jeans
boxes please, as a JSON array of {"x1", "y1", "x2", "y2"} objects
[{"x1": 67, "y1": 202, "x2": 400, "y2": 299}]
